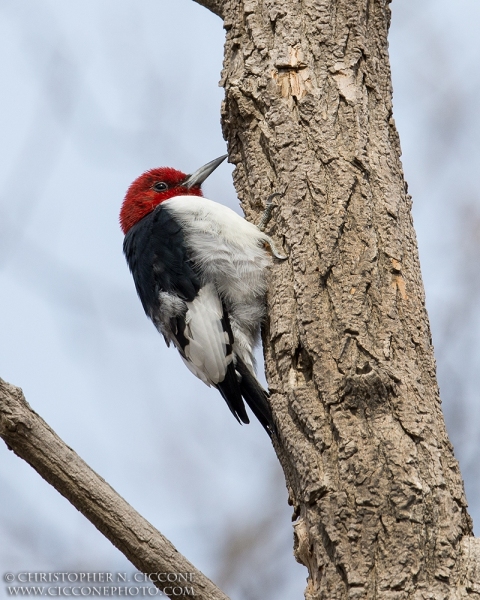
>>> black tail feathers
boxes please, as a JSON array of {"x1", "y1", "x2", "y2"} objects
[
  {"x1": 217, "y1": 360, "x2": 250, "y2": 425},
  {"x1": 216, "y1": 356, "x2": 276, "y2": 436},
  {"x1": 235, "y1": 358, "x2": 276, "y2": 437}
]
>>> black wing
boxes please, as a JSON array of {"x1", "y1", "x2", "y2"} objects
[{"x1": 123, "y1": 205, "x2": 201, "y2": 314}]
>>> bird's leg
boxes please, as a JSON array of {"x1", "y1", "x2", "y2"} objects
[
  {"x1": 258, "y1": 192, "x2": 283, "y2": 232},
  {"x1": 258, "y1": 189, "x2": 288, "y2": 260}
]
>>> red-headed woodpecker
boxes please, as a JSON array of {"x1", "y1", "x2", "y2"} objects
[{"x1": 120, "y1": 155, "x2": 281, "y2": 436}]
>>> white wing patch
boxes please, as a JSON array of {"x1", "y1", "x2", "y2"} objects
[
  {"x1": 180, "y1": 283, "x2": 232, "y2": 386},
  {"x1": 154, "y1": 292, "x2": 187, "y2": 346}
]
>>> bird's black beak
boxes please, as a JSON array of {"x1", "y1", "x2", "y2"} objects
[{"x1": 182, "y1": 155, "x2": 228, "y2": 189}]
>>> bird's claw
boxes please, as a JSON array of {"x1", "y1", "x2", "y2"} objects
[
  {"x1": 259, "y1": 187, "x2": 288, "y2": 260},
  {"x1": 265, "y1": 237, "x2": 288, "y2": 260}
]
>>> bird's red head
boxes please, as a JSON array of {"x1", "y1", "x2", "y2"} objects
[
  {"x1": 119, "y1": 155, "x2": 227, "y2": 234},
  {"x1": 120, "y1": 167, "x2": 201, "y2": 234}
]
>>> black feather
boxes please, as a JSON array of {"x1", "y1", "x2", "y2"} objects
[
  {"x1": 123, "y1": 205, "x2": 200, "y2": 315},
  {"x1": 235, "y1": 357, "x2": 275, "y2": 437},
  {"x1": 218, "y1": 302, "x2": 275, "y2": 436},
  {"x1": 216, "y1": 362, "x2": 250, "y2": 425},
  {"x1": 123, "y1": 205, "x2": 200, "y2": 356}
]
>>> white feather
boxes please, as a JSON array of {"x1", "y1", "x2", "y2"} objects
[
  {"x1": 180, "y1": 283, "x2": 232, "y2": 386},
  {"x1": 153, "y1": 291, "x2": 186, "y2": 345}
]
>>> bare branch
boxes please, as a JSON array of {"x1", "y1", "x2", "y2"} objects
[
  {"x1": 192, "y1": 0, "x2": 224, "y2": 19},
  {"x1": 0, "y1": 378, "x2": 230, "y2": 600}
]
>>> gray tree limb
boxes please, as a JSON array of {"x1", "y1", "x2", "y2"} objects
[
  {"x1": 192, "y1": 0, "x2": 223, "y2": 19},
  {"x1": 0, "y1": 378, "x2": 230, "y2": 600}
]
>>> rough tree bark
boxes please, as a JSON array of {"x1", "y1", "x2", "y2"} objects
[{"x1": 191, "y1": 0, "x2": 480, "y2": 598}]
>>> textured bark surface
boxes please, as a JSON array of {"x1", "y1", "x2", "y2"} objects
[
  {"x1": 217, "y1": 0, "x2": 479, "y2": 598},
  {"x1": 0, "y1": 378, "x2": 230, "y2": 600},
  {"x1": 192, "y1": 0, "x2": 223, "y2": 19}
]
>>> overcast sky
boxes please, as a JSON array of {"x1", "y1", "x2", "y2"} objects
[{"x1": 0, "y1": 1, "x2": 479, "y2": 599}]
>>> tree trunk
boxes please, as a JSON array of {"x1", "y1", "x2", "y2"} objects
[{"x1": 216, "y1": 0, "x2": 476, "y2": 597}]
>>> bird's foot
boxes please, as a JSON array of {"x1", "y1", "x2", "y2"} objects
[
  {"x1": 259, "y1": 190, "x2": 287, "y2": 231},
  {"x1": 258, "y1": 187, "x2": 288, "y2": 260}
]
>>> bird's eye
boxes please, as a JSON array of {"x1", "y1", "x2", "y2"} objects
[{"x1": 153, "y1": 182, "x2": 168, "y2": 192}]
